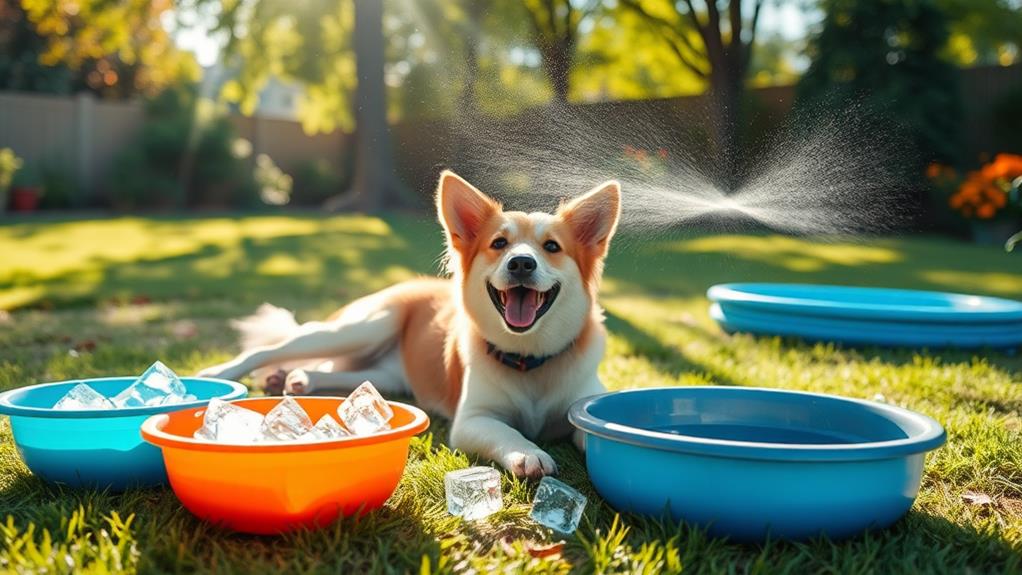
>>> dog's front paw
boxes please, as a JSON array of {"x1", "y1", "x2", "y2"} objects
[
  {"x1": 284, "y1": 369, "x2": 313, "y2": 395},
  {"x1": 503, "y1": 448, "x2": 558, "y2": 479}
]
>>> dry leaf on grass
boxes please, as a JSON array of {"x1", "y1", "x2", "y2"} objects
[
  {"x1": 962, "y1": 492, "x2": 994, "y2": 506},
  {"x1": 500, "y1": 536, "x2": 565, "y2": 559},
  {"x1": 73, "y1": 339, "x2": 97, "y2": 353}
]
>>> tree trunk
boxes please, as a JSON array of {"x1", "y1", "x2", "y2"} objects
[
  {"x1": 351, "y1": 0, "x2": 398, "y2": 213},
  {"x1": 545, "y1": 44, "x2": 571, "y2": 103},
  {"x1": 708, "y1": 57, "x2": 744, "y2": 192}
]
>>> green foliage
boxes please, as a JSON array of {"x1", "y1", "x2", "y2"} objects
[
  {"x1": 108, "y1": 86, "x2": 256, "y2": 209},
  {"x1": 937, "y1": 0, "x2": 1022, "y2": 65},
  {"x1": 797, "y1": 0, "x2": 964, "y2": 164},
  {"x1": 291, "y1": 160, "x2": 344, "y2": 206},
  {"x1": 0, "y1": 148, "x2": 23, "y2": 193},
  {"x1": 38, "y1": 162, "x2": 76, "y2": 210},
  {"x1": 0, "y1": 2, "x2": 73, "y2": 94},
  {"x1": 253, "y1": 154, "x2": 293, "y2": 206},
  {"x1": 7, "y1": 0, "x2": 197, "y2": 98}
]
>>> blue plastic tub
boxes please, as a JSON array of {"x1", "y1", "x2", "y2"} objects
[
  {"x1": 710, "y1": 304, "x2": 1022, "y2": 348},
  {"x1": 0, "y1": 377, "x2": 247, "y2": 489},
  {"x1": 708, "y1": 283, "x2": 1022, "y2": 323},
  {"x1": 569, "y1": 387, "x2": 946, "y2": 542}
]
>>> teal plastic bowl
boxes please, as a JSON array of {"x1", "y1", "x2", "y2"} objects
[
  {"x1": 570, "y1": 386, "x2": 946, "y2": 541},
  {"x1": 0, "y1": 377, "x2": 247, "y2": 489}
]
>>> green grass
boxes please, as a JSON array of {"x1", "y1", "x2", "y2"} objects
[{"x1": 1, "y1": 213, "x2": 1021, "y2": 574}]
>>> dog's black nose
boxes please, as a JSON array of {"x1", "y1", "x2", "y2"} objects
[{"x1": 507, "y1": 255, "x2": 537, "y2": 279}]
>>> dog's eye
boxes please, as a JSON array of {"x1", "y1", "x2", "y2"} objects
[
  {"x1": 543, "y1": 240, "x2": 561, "y2": 253},
  {"x1": 490, "y1": 237, "x2": 508, "y2": 250}
]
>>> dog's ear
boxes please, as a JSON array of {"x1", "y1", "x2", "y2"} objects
[
  {"x1": 437, "y1": 170, "x2": 501, "y2": 252},
  {"x1": 557, "y1": 180, "x2": 621, "y2": 257}
]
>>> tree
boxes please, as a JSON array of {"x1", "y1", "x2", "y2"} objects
[
  {"x1": 1, "y1": 0, "x2": 197, "y2": 97},
  {"x1": 937, "y1": 0, "x2": 1022, "y2": 65},
  {"x1": 620, "y1": 0, "x2": 765, "y2": 187},
  {"x1": 350, "y1": 0, "x2": 400, "y2": 212},
  {"x1": 797, "y1": 0, "x2": 963, "y2": 163},
  {"x1": 521, "y1": 0, "x2": 599, "y2": 103},
  {"x1": 211, "y1": 0, "x2": 410, "y2": 211}
]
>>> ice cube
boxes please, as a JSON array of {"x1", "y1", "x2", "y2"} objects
[
  {"x1": 302, "y1": 414, "x2": 351, "y2": 440},
  {"x1": 53, "y1": 383, "x2": 115, "y2": 410},
  {"x1": 445, "y1": 466, "x2": 503, "y2": 521},
  {"x1": 261, "y1": 395, "x2": 314, "y2": 441},
  {"x1": 194, "y1": 398, "x2": 264, "y2": 443},
  {"x1": 336, "y1": 381, "x2": 394, "y2": 435},
  {"x1": 113, "y1": 361, "x2": 189, "y2": 408},
  {"x1": 529, "y1": 476, "x2": 587, "y2": 533}
]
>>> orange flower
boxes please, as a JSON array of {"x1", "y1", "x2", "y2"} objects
[
  {"x1": 977, "y1": 204, "x2": 996, "y2": 219},
  {"x1": 926, "y1": 162, "x2": 943, "y2": 179}
]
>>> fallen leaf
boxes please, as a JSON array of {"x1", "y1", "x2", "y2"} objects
[
  {"x1": 963, "y1": 492, "x2": 993, "y2": 506},
  {"x1": 499, "y1": 536, "x2": 565, "y2": 560},
  {"x1": 524, "y1": 540, "x2": 565, "y2": 559},
  {"x1": 130, "y1": 295, "x2": 152, "y2": 306},
  {"x1": 74, "y1": 340, "x2": 97, "y2": 353}
]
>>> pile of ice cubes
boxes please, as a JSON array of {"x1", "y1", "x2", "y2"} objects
[
  {"x1": 53, "y1": 361, "x2": 197, "y2": 410},
  {"x1": 444, "y1": 467, "x2": 588, "y2": 534},
  {"x1": 193, "y1": 380, "x2": 393, "y2": 443}
]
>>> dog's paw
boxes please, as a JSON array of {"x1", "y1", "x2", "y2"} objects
[
  {"x1": 284, "y1": 369, "x2": 313, "y2": 395},
  {"x1": 503, "y1": 448, "x2": 558, "y2": 479},
  {"x1": 263, "y1": 369, "x2": 287, "y2": 396}
]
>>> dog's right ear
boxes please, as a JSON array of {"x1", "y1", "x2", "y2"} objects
[{"x1": 437, "y1": 170, "x2": 500, "y2": 252}]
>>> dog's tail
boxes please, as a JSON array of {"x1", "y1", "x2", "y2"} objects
[{"x1": 231, "y1": 303, "x2": 300, "y2": 351}]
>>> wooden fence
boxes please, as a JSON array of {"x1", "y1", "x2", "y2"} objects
[{"x1": 0, "y1": 65, "x2": 1019, "y2": 207}]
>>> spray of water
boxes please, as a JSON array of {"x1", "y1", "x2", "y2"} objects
[{"x1": 447, "y1": 97, "x2": 918, "y2": 240}]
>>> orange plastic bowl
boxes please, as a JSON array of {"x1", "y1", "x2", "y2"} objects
[{"x1": 140, "y1": 397, "x2": 429, "y2": 535}]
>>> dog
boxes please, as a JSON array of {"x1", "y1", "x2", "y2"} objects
[{"x1": 197, "y1": 170, "x2": 621, "y2": 478}]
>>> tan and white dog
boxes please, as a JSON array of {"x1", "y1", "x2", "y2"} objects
[{"x1": 197, "y1": 171, "x2": 621, "y2": 478}]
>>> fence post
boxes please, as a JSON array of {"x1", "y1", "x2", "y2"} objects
[{"x1": 74, "y1": 92, "x2": 95, "y2": 207}]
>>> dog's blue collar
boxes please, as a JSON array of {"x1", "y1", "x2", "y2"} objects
[{"x1": 485, "y1": 341, "x2": 572, "y2": 372}]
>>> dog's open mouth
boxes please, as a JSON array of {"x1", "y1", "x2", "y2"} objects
[{"x1": 487, "y1": 282, "x2": 560, "y2": 333}]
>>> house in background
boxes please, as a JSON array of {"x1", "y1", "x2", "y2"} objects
[{"x1": 201, "y1": 64, "x2": 304, "y2": 120}]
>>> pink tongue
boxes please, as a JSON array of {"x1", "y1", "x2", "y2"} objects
[{"x1": 504, "y1": 289, "x2": 541, "y2": 328}]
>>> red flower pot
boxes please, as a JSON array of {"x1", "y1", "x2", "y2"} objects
[{"x1": 9, "y1": 186, "x2": 41, "y2": 212}]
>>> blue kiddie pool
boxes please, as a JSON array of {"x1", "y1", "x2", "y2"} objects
[
  {"x1": 0, "y1": 377, "x2": 247, "y2": 490},
  {"x1": 570, "y1": 387, "x2": 946, "y2": 542},
  {"x1": 708, "y1": 283, "x2": 1022, "y2": 348}
]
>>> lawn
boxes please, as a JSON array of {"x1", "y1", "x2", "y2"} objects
[{"x1": 1, "y1": 213, "x2": 1021, "y2": 574}]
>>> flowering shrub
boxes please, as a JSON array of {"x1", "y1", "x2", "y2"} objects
[{"x1": 942, "y1": 154, "x2": 1022, "y2": 220}]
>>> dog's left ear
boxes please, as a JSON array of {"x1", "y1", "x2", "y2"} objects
[{"x1": 557, "y1": 181, "x2": 621, "y2": 257}]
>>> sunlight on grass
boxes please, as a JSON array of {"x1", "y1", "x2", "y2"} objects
[
  {"x1": 922, "y1": 270, "x2": 1022, "y2": 295},
  {"x1": 668, "y1": 234, "x2": 903, "y2": 271}
]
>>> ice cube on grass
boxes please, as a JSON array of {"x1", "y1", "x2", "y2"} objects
[
  {"x1": 445, "y1": 466, "x2": 503, "y2": 521},
  {"x1": 336, "y1": 381, "x2": 394, "y2": 435},
  {"x1": 301, "y1": 414, "x2": 351, "y2": 441},
  {"x1": 53, "y1": 383, "x2": 115, "y2": 410},
  {"x1": 194, "y1": 398, "x2": 265, "y2": 443},
  {"x1": 113, "y1": 361, "x2": 188, "y2": 408},
  {"x1": 529, "y1": 476, "x2": 587, "y2": 533},
  {"x1": 261, "y1": 396, "x2": 314, "y2": 441}
]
